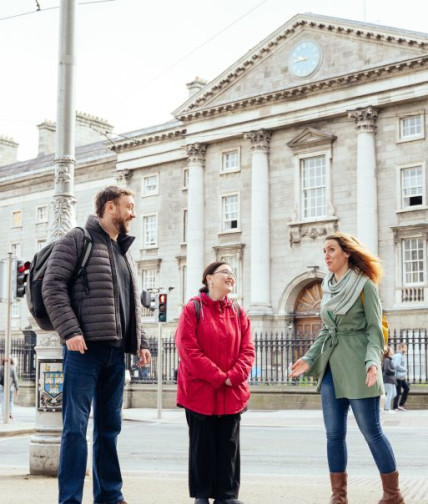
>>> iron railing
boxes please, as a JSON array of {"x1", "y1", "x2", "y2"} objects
[
  {"x1": 2, "y1": 328, "x2": 426, "y2": 385},
  {"x1": 126, "y1": 329, "x2": 428, "y2": 385},
  {"x1": 0, "y1": 333, "x2": 37, "y2": 381}
]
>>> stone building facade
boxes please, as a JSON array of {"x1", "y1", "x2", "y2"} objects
[{"x1": 1, "y1": 13, "x2": 428, "y2": 338}]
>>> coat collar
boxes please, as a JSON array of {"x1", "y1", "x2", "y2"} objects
[{"x1": 85, "y1": 214, "x2": 135, "y2": 254}]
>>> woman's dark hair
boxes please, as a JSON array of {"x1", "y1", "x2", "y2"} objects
[
  {"x1": 200, "y1": 261, "x2": 230, "y2": 293},
  {"x1": 94, "y1": 186, "x2": 134, "y2": 218}
]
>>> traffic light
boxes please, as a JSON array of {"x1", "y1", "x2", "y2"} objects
[
  {"x1": 141, "y1": 290, "x2": 156, "y2": 311},
  {"x1": 157, "y1": 293, "x2": 167, "y2": 323},
  {"x1": 16, "y1": 259, "x2": 31, "y2": 298}
]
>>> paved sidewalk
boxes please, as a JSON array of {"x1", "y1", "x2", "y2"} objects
[{"x1": 1, "y1": 406, "x2": 427, "y2": 503}]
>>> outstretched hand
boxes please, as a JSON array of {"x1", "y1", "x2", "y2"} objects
[
  {"x1": 365, "y1": 364, "x2": 378, "y2": 387},
  {"x1": 289, "y1": 359, "x2": 310, "y2": 378}
]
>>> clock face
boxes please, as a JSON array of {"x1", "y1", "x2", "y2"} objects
[{"x1": 289, "y1": 41, "x2": 322, "y2": 78}]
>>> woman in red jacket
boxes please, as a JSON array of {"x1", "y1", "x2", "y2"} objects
[{"x1": 175, "y1": 261, "x2": 255, "y2": 504}]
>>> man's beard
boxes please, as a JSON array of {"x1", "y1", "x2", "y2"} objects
[{"x1": 112, "y1": 215, "x2": 129, "y2": 235}]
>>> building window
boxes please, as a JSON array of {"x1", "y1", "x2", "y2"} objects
[
  {"x1": 182, "y1": 168, "x2": 189, "y2": 189},
  {"x1": 182, "y1": 209, "x2": 188, "y2": 244},
  {"x1": 12, "y1": 302, "x2": 20, "y2": 318},
  {"x1": 12, "y1": 210, "x2": 22, "y2": 228},
  {"x1": 36, "y1": 205, "x2": 48, "y2": 223},
  {"x1": 402, "y1": 238, "x2": 425, "y2": 286},
  {"x1": 182, "y1": 265, "x2": 188, "y2": 305},
  {"x1": 399, "y1": 115, "x2": 423, "y2": 141},
  {"x1": 142, "y1": 269, "x2": 157, "y2": 291},
  {"x1": 36, "y1": 239, "x2": 47, "y2": 251},
  {"x1": 302, "y1": 156, "x2": 326, "y2": 219},
  {"x1": 222, "y1": 194, "x2": 239, "y2": 231},
  {"x1": 401, "y1": 166, "x2": 423, "y2": 208},
  {"x1": 219, "y1": 253, "x2": 239, "y2": 297},
  {"x1": 11, "y1": 242, "x2": 22, "y2": 258},
  {"x1": 221, "y1": 149, "x2": 240, "y2": 173},
  {"x1": 142, "y1": 174, "x2": 159, "y2": 196},
  {"x1": 143, "y1": 214, "x2": 157, "y2": 248}
]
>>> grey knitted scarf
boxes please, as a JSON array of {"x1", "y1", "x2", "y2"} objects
[{"x1": 321, "y1": 268, "x2": 367, "y2": 316}]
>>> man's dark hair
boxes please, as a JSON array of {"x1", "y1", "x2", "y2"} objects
[{"x1": 95, "y1": 186, "x2": 134, "y2": 218}]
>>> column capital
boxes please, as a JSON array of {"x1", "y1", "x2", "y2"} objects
[
  {"x1": 114, "y1": 169, "x2": 133, "y2": 186},
  {"x1": 245, "y1": 129, "x2": 272, "y2": 152},
  {"x1": 186, "y1": 143, "x2": 207, "y2": 164},
  {"x1": 348, "y1": 106, "x2": 379, "y2": 133}
]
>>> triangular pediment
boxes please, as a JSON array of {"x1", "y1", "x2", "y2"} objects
[
  {"x1": 287, "y1": 128, "x2": 336, "y2": 149},
  {"x1": 174, "y1": 13, "x2": 428, "y2": 120}
]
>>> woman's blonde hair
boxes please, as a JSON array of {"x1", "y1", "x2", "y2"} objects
[{"x1": 325, "y1": 231, "x2": 383, "y2": 284}]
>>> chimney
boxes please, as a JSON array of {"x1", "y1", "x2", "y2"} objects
[
  {"x1": 0, "y1": 136, "x2": 19, "y2": 166},
  {"x1": 37, "y1": 120, "x2": 56, "y2": 156},
  {"x1": 75, "y1": 112, "x2": 114, "y2": 146},
  {"x1": 186, "y1": 76, "x2": 207, "y2": 98}
]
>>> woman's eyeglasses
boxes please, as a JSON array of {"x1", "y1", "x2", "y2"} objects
[{"x1": 213, "y1": 270, "x2": 236, "y2": 278}]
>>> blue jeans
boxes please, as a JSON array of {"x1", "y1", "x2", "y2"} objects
[
  {"x1": 321, "y1": 367, "x2": 396, "y2": 474},
  {"x1": 59, "y1": 344, "x2": 125, "y2": 504}
]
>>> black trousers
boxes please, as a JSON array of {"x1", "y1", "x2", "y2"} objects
[
  {"x1": 186, "y1": 409, "x2": 241, "y2": 499},
  {"x1": 393, "y1": 379, "x2": 410, "y2": 408}
]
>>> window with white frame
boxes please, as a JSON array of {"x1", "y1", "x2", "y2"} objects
[
  {"x1": 11, "y1": 242, "x2": 22, "y2": 258},
  {"x1": 142, "y1": 269, "x2": 157, "y2": 291},
  {"x1": 143, "y1": 214, "x2": 157, "y2": 248},
  {"x1": 402, "y1": 237, "x2": 425, "y2": 286},
  {"x1": 182, "y1": 209, "x2": 188, "y2": 243},
  {"x1": 12, "y1": 210, "x2": 22, "y2": 228},
  {"x1": 182, "y1": 168, "x2": 189, "y2": 189},
  {"x1": 401, "y1": 165, "x2": 423, "y2": 208},
  {"x1": 142, "y1": 174, "x2": 159, "y2": 196},
  {"x1": 399, "y1": 115, "x2": 423, "y2": 141},
  {"x1": 36, "y1": 205, "x2": 48, "y2": 223},
  {"x1": 12, "y1": 302, "x2": 20, "y2": 318},
  {"x1": 36, "y1": 239, "x2": 47, "y2": 251},
  {"x1": 219, "y1": 254, "x2": 239, "y2": 297},
  {"x1": 221, "y1": 149, "x2": 239, "y2": 173},
  {"x1": 301, "y1": 156, "x2": 327, "y2": 219},
  {"x1": 182, "y1": 265, "x2": 188, "y2": 304},
  {"x1": 222, "y1": 194, "x2": 239, "y2": 231}
]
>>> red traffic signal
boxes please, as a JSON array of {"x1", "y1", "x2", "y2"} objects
[
  {"x1": 16, "y1": 259, "x2": 31, "y2": 298},
  {"x1": 158, "y1": 293, "x2": 167, "y2": 323}
]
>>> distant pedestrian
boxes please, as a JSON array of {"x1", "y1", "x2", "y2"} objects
[
  {"x1": 175, "y1": 261, "x2": 255, "y2": 504},
  {"x1": 0, "y1": 357, "x2": 19, "y2": 420},
  {"x1": 382, "y1": 347, "x2": 397, "y2": 413},
  {"x1": 392, "y1": 343, "x2": 410, "y2": 411},
  {"x1": 43, "y1": 186, "x2": 151, "y2": 504},
  {"x1": 290, "y1": 232, "x2": 405, "y2": 504}
]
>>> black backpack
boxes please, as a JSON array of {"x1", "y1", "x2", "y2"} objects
[{"x1": 26, "y1": 227, "x2": 93, "y2": 331}]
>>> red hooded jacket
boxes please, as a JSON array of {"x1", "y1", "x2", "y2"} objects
[{"x1": 175, "y1": 292, "x2": 255, "y2": 416}]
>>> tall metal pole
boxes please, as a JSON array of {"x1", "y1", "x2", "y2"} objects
[
  {"x1": 30, "y1": 0, "x2": 77, "y2": 476},
  {"x1": 2, "y1": 253, "x2": 13, "y2": 424},
  {"x1": 157, "y1": 323, "x2": 163, "y2": 419},
  {"x1": 50, "y1": 0, "x2": 77, "y2": 240}
]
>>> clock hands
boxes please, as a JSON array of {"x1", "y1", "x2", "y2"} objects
[{"x1": 294, "y1": 56, "x2": 309, "y2": 63}]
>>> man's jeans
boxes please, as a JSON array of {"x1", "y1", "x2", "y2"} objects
[
  {"x1": 321, "y1": 366, "x2": 396, "y2": 474},
  {"x1": 59, "y1": 344, "x2": 125, "y2": 504}
]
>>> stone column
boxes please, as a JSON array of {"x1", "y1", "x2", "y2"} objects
[
  {"x1": 245, "y1": 129, "x2": 272, "y2": 314},
  {"x1": 348, "y1": 106, "x2": 379, "y2": 254},
  {"x1": 186, "y1": 143, "x2": 207, "y2": 298}
]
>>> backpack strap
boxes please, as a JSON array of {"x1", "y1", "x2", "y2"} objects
[
  {"x1": 74, "y1": 227, "x2": 93, "y2": 294},
  {"x1": 193, "y1": 298, "x2": 202, "y2": 324}
]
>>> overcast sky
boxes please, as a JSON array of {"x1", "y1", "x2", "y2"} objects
[{"x1": 1, "y1": 0, "x2": 427, "y2": 161}]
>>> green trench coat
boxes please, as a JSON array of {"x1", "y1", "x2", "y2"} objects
[{"x1": 302, "y1": 279, "x2": 385, "y2": 399}]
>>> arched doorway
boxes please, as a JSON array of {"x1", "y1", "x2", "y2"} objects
[{"x1": 294, "y1": 280, "x2": 322, "y2": 337}]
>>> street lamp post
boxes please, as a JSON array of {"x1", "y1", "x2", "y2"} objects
[{"x1": 30, "y1": 0, "x2": 77, "y2": 476}]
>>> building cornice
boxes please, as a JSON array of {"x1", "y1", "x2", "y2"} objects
[
  {"x1": 176, "y1": 54, "x2": 428, "y2": 122},
  {"x1": 112, "y1": 128, "x2": 187, "y2": 152}
]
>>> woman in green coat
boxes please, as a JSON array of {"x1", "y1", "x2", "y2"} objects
[{"x1": 290, "y1": 232, "x2": 405, "y2": 504}]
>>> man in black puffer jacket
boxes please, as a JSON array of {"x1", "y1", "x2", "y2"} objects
[{"x1": 43, "y1": 186, "x2": 151, "y2": 504}]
